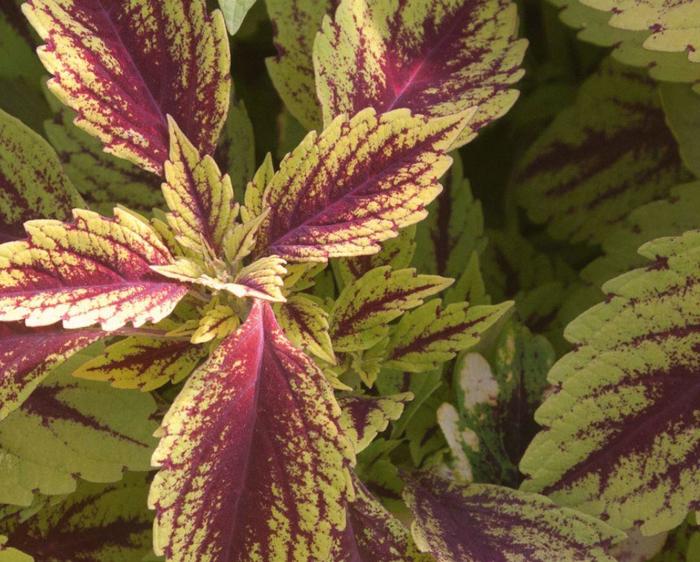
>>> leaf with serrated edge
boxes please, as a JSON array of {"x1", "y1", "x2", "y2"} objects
[
  {"x1": 514, "y1": 58, "x2": 686, "y2": 245},
  {"x1": 241, "y1": 153, "x2": 274, "y2": 222},
  {"x1": 0, "y1": 108, "x2": 83, "y2": 242},
  {"x1": 404, "y1": 472, "x2": 624, "y2": 562},
  {"x1": 331, "y1": 266, "x2": 452, "y2": 352},
  {"x1": 274, "y1": 293, "x2": 335, "y2": 363},
  {"x1": 150, "y1": 300, "x2": 354, "y2": 561},
  {"x1": 192, "y1": 303, "x2": 239, "y2": 344},
  {"x1": 521, "y1": 230, "x2": 700, "y2": 535},
  {"x1": 255, "y1": 108, "x2": 470, "y2": 262},
  {"x1": 0, "y1": 208, "x2": 189, "y2": 331},
  {"x1": 0, "y1": 362, "x2": 158, "y2": 506},
  {"x1": 0, "y1": 473, "x2": 153, "y2": 562},
  {"x1": 386, "y1": 299, "x2": 513, "y2": 372},
  {"x1": 23, "y1": 0, "x2": 231, "y2": 174},
  {"x1": 339, "y1": 393, "x2": 413, "y2": 454},
  {"x1": 314, "y1": 0, "x2": 526, "y2": 147}
]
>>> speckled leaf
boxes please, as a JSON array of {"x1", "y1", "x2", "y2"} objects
[
  {"x1": 404, "y1": 472, "x2": 624, "y2": 562},
  {"x1": 24, "y1": 0, "x2": 231, "y2": 174},
  {"x1": 75, "y1": 333, "x2": 207, "y2": 391},
  {"x1": 275, "y1": 293, "x2": 335, "y2": 363},
  {"x1": 339, "y1": 393, "x2": 412, "y2": 454},
  {"x1": 437, "y1": 324, "x2": 555, "y2": 486},
  {"x1": 0, "y1": 324, "x2": 102, "y2": 421},
  {"x1": 386, "y1": 299, "x2": 513, "y2": 372},
  {"x1": 551, "y1": 0, "x2": 700, "y2": 92},
  {"x1": 43, "y1": 97, "x2": 163, "y2": 216},
  {"x1": 315, "y1": 0, "x2": 527, "y2": 147},
  {"x1": 191, "y1": 302, "x2": 239, "y2": 344},
  {"x1": 241, "y1": 153, "x2": 274, "y2": 223},
  {"x1": 162, "y1": 118, "x2": 237, "y2": 255},
  {"x1": 0, "y1": 108, "x2": 83, "y2": 242},
  {"x1": 265, "y1": 0, "x2": 334, "y2": 130},
  {"x1": 515, "y1": 58, "x2": 686, "y2": 245},
  {"x1": 0, "y1": 362, "x2": 158, "y2": 506},
  {"x1": 254, "y1": 108, "x2": 469, "y2": 262},
  {"x1": 0, "y1": 208, "x2": 189, "y2": 331},
  {"x1": 521, "y1": 230, "x2": 700, "y2": 535},
  {"x1": 150, "y1": 300, "x2": 354, "y2": 561},
  {"x1": 0, "y1": 473, "x2": 153, "y2": 562},
  {"x1": 331, "y1": 266, "x2": 452, "y2": 353}
]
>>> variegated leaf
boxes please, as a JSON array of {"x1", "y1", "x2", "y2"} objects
[
  {"x1": 0, "y1": 324, "x2": 102, "y2": 421},
  {"x1": 0, "y1": 361, "x2": 158, "y2": 506},
  {"x1": 191, "y1": 302, "x2": 239, "y2": 344},
  {"x1": 24, "y1": 0, "x2": 231, "y2": 174},
  {"x1": 404, "y1": 472, "x2": 624, "y2": 562},
  {"x1": 515, "y1": 58, "x2": 687, "y2": 245},
  {"x1": 551, "y1": 0, "x2": 700, "y2": 92},
  {"x1": 339, "y1": 393, "x2": 413, "y2": 454},
  {"x1": 314, "y1": 0, "x2": 527, "y2": 147},
  {"x1": 330, "y1": 266, "x2": 452, "y2": 352},
  {"x1": 0, "y1": 208, "x2": 189, "y2": 331},
  {"x1": 520, "y1": 230, "x2": 700, "y2": 535},
  {"x1": 0, "y1": 473, "x2": 153, "y2": 562},
  {"x1": 0, "y1": 108, "x2": 82, "y2": 242},
  {"x1": 241, "y1": 153, "x2": 274, "y2": 222},
  {"x1": 150, "y1": 300, "x2": 354, "y2": 561},
  {"x1": 254, "y1": 108, "x2": 470, "y2": 262},
  {"x1": 163, "y1": 118, "x2": 237, "y2": 255},
  {"x1": 74, "y1": 333, "x2": 207, "y2": 391},
  {"x1": 275, "y1": 293, "x2": 335, "y2": 363},
  {"x1": 385, "y1": 299, "x2": 513, "y2": 372}
]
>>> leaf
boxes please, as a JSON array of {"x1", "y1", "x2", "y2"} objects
[
  {"x1": 330, "y1": 266, "x2": 453, "y2": 352},
  {"x1": 74, "y1": 333, "x2": 207, "y2": 391},
  {"x1": 149, "y1": 300, "x2": 354, "y2": 561},
  {"x1": 520, "y1": 230, "x2": 700, "y2": 535},
  {"x1": 162, "y1": 118, "x2": 237, "y2": 255},
  {"x1": 0, "y1": 108, "x2": 83, "y2": 242},
  {"x1": 0, "y1": 324, "x2": 102, "y2": 420},
  {"x1": 0, "y1": 473, "x2": 153, "y2": 562},
  {"x1": 254, "y1": 108, "x2": 470, "y2": 262},
  {"x1": 437, "y1": 324, "x2": 555, "y2": 486},
  {"x1": 275, "y1": 293, "x2": 335, "y2": 363},
  {"x1": 0, "y1": 363, "x2": 158, "y2": 506},
  {"x1": 241, "y1": 152, "x2": 274, "y2": 222},
  {"x1": 0, "y1": 208, "x2": 189, "y2": 331},
  {"x1": 403, "y1": 472, "x2": 624, "y2": 562},
  {"x1": 23, "y1": 0, "x2": 231, "y2": 174},
  {"x1": 218, "y1": 0, "x2": 257, "y2": 35},
  {"x1": 514, "y1": 58, "x2": 687, "y2": 245},
  {"x1": 264, "y1": 0, "x2": 334, "y2": 130},
  {"x1": 43, "y1": 96, "x2": 163, "y2": 216},
  {"x1": 551, "y1": 0, "x2": 700, "y2": 93},
  {"x1": 385, "y1": 300, "x2": 513, "y2": 372},
  {"x1": 314, "y1": 0, "x2": 527, "y2": 147},
  {"x1": 215, "y1": 96, "x2": 256, "y2": 201},
  {"x1": 191, "y1": 302, "x2": 239, "y2": 344},
  {"x1": 339, "y1": 393, "x2": 413, "y2": 454},
  {"x1": 661, "y1": 83, "x2": 700, "y2": 178}
]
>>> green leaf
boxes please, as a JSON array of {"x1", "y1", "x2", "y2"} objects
[{"x1": 218, "y1": 0, "x2": 258, "y2": 35}]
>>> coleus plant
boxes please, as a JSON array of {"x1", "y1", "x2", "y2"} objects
[{"x1": 0, "y1": 0, "x2": 699, "y2": 561}]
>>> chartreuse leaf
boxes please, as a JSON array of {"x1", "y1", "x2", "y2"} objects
[
  {"x1": 241, "y1": 153, "x2": 274, "y2": 223},
  {"x1": 515, "y1": 58, "x2": 686, "y2": 245},
  {"x1": 274, "y1": 293, "x2": 335, "y2": 363},
  {"x1": 23, "y1": 0, "x2": 231, "y2": 174},
  {"x1": 162, "y1": 118, "x2": 237, "y2": 255},
  {"x1": 330, "y1": 266, "x2": 453, "y2": 352},
  {"x1": 551, "y1": 0, "x2": 700, "y2": 92},
  {"x1": 254, "y1": 108, "x2": 470, "y2": 261},
  {"x1": 520, "y1": 230, "x2": 700, "y2": 535},
  {"x1": 43, "y1": 96, "x2": 163, "y2": 216},
  {"x1": 0, "y1": 359, "x2": 158, "y2": 506},
  {"x1": 385, "y1": 299, "x2": 513, "y2": 372},
  {"x1": 191, "y1": 302, "x2": 239, "y2": 344},
  {"x1": 0, "y1": 473, "x2": 153, "y2": 562},
  {"x1": 314, "y1": 0, "x2": 527, "y2": 147},
  {"x1": 150, "y1": 301, "x2": 354, "y2": 561},
  {"x1": 404, "y1": 472, "x2": 624, "y2": 562},
  {"x1": 0, "y1": 108, "x2": 83, "y2": 241},
  {"x1": 437, "y1": 324, "x2": 555, "y2": 486},
  {"x1": 264, "y1": 0, "x2": 333, "y2": 130},
  {"x1": 0, "y1": 208, "x2": 189, "y2": 331},
  {"x1": 338, "y1": 393, "x2": 413, "y2": 454},
  {"x1": 0, "y1": 325, "x2": 102, "y2": 421},
  {"x1": 218, "y1": 0, "x2": 257, "y2": 35}
]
